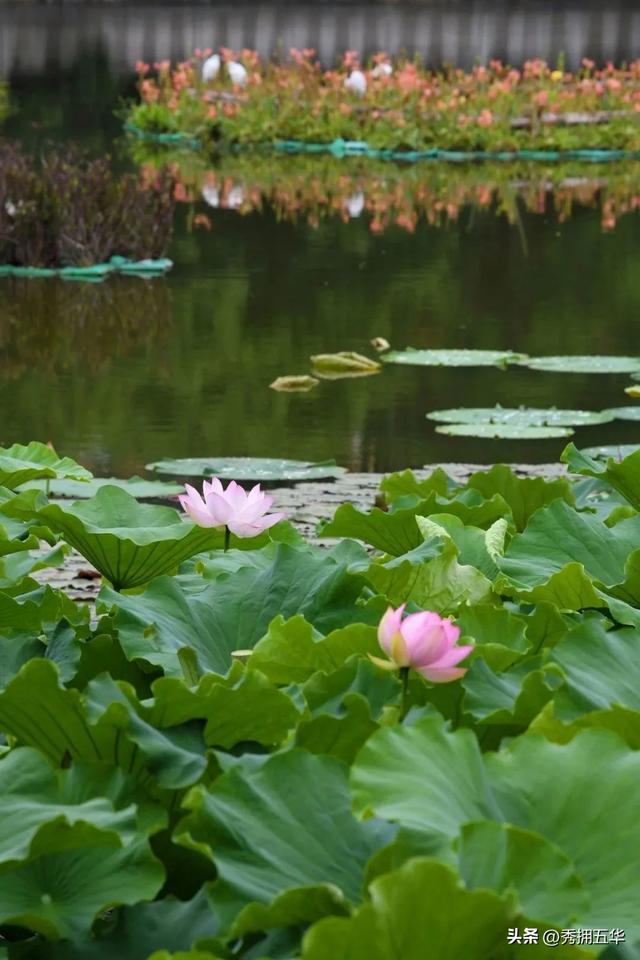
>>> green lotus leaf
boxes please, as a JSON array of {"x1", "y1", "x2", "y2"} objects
[
  {"x1": 427, "y1": 406, "x2": 612, "y2": 427},
  {"x1": 0, "y1": 442, "x2": 92, "y2": 491},
  {"x1": 455, "y1": 604, "x2": 530, "y2": 670},
  {"x1": 33, "y1": 486, "x2": 223, "y2": 590},
  {"x1": 301, "y1": 859, "x2": 511, "y2": 960},
  {"x1": 519, "y1": 354, "x2": 640, "y2": 374},
  {"x1": 146, "y1": 457, "x2": 347, "y2": 481},
  {"x1": 606, "y1": 405, "x2": 640, "y2": 422},
  {"x1": 435, "y1": 423, "x2": 573, "y2": 439},
  {"x1": 382, "y1": 348, "x2": 526, "y2": 367},
  {"x1": 364, "y1": 537, "x2": 492, "y2": 615},
  {"x1": 461, "y1": 657, "x2": 564, "y2": 725},
  {"x1": 562, "y1": 443, "x2": 640, "y2": 511},
  {"x1": 320, "y1": 491, "x2": 508, "y2": 556},
  {"x1": 179, "y1": 751, "x2": 394, "y2": 936},
  {"x1": 249, "y1": 614, "x2": 379, "y2": 684},
  {"x1": 20, "y1": 476, "x2": 183, "y2": 500},
  {"x1": 101, "y1": 543, "x2": 371, "y2": 677},
  {"x1": 498, "y1": 499, "x2": 640, "y2": 600},
  {"x1": 352, "y1": 718, "x2": 640, "y2": 935},
  {"x1": 378, "y1": 467, "x2": 454, "y2": 503},
  {"x1": 146, "y1": 664, "x2": 301, "y2": 750},
  {"x1": 0, "y1": 583, "x2": 87, "y2": 635},
  {"x1": 466, "y1": 464, "x2": 574, "y2": 531},
  {"x1": 0, "y1": 839, "x2": 164, "y2": 940}
]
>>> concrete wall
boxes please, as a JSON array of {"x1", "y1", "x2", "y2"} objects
[{"x1": 1, "y1": 3, "x2": 639, "y2": 77}]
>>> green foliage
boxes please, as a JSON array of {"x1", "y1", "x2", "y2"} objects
[{"x1": 0, "y1": 443, "x2": 638, "y2": 957}]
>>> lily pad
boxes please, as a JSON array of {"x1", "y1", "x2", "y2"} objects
[
  {"x1": 270, "y1": 376, "x2": 319, "y2": 392},
  {"x1": 426, "y1": 406, "x2": 611, "y2": 427},
  {"x1": 519, "y1": 355, "x2": 640, "y2": 374},
  {"x1": 146, "y1": 457, "x2": 347, "y2": 481},
  {"x1": 582, "y1": 444, "x2": 640, "y2": 461},
  {"x1": 434, "y1": 423, "x2": 573, "y2": 439},
  {"x1": 310, "y1": 352, "x2": 381, "y2": 379},
  {"x1": 606, "y1": 406, "x2": 640, "y2": 422},
  {"x1": 382, "y1": 348, "x2": 527, "y2": 368},
  {"x1": 19, "y1": 476, "x2": 183, "y2": 500}
]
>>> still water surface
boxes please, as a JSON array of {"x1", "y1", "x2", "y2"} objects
[{"x1": 1, "y1": 5, "x2": 639, "y2": 476}]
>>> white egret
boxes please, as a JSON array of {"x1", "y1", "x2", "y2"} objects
[
  {"x1": 202, "y1": 53, "x2": 221, "y2": 82},
  {"x1": 372, "y1": 62, "x2": 393, "y2": 79},
  {"x1": 345, "y1": 192, "x2": 365, "y2": 218},
  {"x1": 227, "y1": 60, "x2": 248, "y2": 87},
  {"x1": 201, "y1": 184, "x2": 220, "y2": 208},
  {"x1": 225, "y1": 185, "x2": 245, "y2": 209},
  {"x1": 344, "y1": 69, "x2": 367, "y2": 96}
]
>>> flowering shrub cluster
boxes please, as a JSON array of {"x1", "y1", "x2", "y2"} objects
[
  {"x1": 0, "y1": 141, "x2": 175, "y2": 268},
  {"x1": 135, "y1": 147, "x2": 640, "y2": 234},
  {"x1": 0, "y1": 438, "x2": 638, "y2": 956},
  {"x1": 127, "y1": 51, "x2": 640, "y2": 153}
]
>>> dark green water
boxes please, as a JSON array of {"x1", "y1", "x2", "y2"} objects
[{"x1": 2, "y1": 40, "x2": 639, "y2": 476}]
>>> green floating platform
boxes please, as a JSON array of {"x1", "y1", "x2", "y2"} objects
[
  {"x1": 125, "y1": 123, "x2": 640, "y2": 163},
  {"x1": 0, "y1": 255, "x2": 173, "y2": 282}
]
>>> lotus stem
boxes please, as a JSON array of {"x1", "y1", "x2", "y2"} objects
[
  {"x1": 224, "y1": 525, "x2": 230, "y2": 552},
  {"x1": 399, "y1": 666, "x2": 410, "y2": 723}
]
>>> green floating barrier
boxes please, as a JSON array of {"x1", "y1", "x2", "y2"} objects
[
  {"x1": 0, "y1": 256, "x2": 173, "y2": 282},
  {"x1": 125, "y1": 124, "x2": 640, "y2": 163}
]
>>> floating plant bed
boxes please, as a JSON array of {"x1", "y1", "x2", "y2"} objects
[
  {"x1": 126, "y1": 52, "x2": 640, "y2": 159},
  {"x1": 0, "y1": 141, "x2": 174, "y2": 278}
]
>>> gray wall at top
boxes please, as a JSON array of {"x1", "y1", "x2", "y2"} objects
[{"x1": 1, "y1": 3, "x2": 640, "y2": 77}]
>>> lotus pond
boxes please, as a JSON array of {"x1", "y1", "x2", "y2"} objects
[{"x1": 0, "y1": 439, "x2": 638, "y2": 957}]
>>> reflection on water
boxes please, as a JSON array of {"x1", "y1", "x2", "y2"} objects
[
  {"x1": 135, "y1": 148, "x2": 640, "y2": 235},
  {"x1": 0, "y1": 277, "x2": 172, "y2": 378}
]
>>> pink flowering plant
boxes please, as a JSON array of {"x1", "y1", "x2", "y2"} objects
[
  {"x1": 179, "y1": 477, "x2": 284, "y2": 548},
  {"x1": 127, "y1": 52, "x2": 640, "y2": 153}
]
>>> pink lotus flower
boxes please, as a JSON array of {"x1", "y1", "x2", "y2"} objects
[
  {"x1": 179, "y1": 478, "x2": 284, "y2": 538},
  {"x1": 370, "y1": 605, "x2": 473, "y2": 682}
]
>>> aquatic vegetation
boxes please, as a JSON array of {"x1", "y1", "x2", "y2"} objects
[
  {"x1": 179, "y1": 478, "x2": 284, "y2": 537},
  {"x1": 0, "y1": 438, "x2": 639, "y2": 954},
  {"x1": 135, "y1": 147, "x2": 640, "y2": 235},
  {"x1": 0, "y1": 141, "x2": 174, "y2": 269},
  {"x1": 0, "y1": 82, "x2": 8, "y2": 124},
  {"x1": 270, "y1": 374, "x2": 320, "y2": 392},
  {"x1": 127, "y1": 51, "x2": 640, "y2": 155}
]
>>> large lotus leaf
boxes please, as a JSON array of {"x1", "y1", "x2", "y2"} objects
[
  {"x1": 0, "y1": 839, "x2": 164, "y2": 939},
  {"x1": 145, "y1": 664, "x2": 301, "y2": 750},
  {"x1": 562, "y1": 443, "x2": 640, "y2": 511},
  {"x1": 435, "y1": 423, "x2": 573, "y2": 439},
  {"x1": 320, "y1": 491, "x2": 508, "y2": 556},
  {"x1": 466, "y1": 464, "x2": 574, "y2": 531},
  {"x1": 548, "y1": 619, "x2": 640, "y2": 719},
  {"x1": 0, "y1": 442, "x2": 92, "y2": 491},
  {"x1": 0, "y1": 660, "x2": 141, "y2": 772},
  {"x1": 0, "y1": 582, "x2": 87, "y2": 636},
  {"x1": 498, "y1": 500, "x2": 640, "y2": 600},
  {"x1": 20, "y1": 476, "x2": 183, "y2": 500},
  {"x1": 301, "y1": 859, "x2": 511, "y2": 960},
  {"x1": 351, "y1": 717, "x2": 640, "y2": 934},
  {"x1": 0, "y1": 747, "x2": 138, "y2": 865},
  {"x1": 179, "y1": 751, "x2": 394, "y2": 936},
  {"x1": 0, "y1": 542, "x2": 68, "y2": 594},
  {"x1": 378, "y1": 467, "x2": 454, "y2": 503},
  {"x1": 427, "y1": 406, "x2": 613, "y2": 427},
  {"x1": 102, "y1": 543, "x2": 372, "y2": 677},
  {"x1": 461, "y1": 657, "x2": 564, "y2": 725},
  {"x1": 520, "y1": 355, "x2": 640, "y2": 374},
  {"x1": 364, "y1": 537, "x2": 492, "y2": 615},
  {"x1": 416, "y1": 513, "x2": 503, "y2": 578},
  {"x1": 146, "y1": 457, "x2": 347, "y2": 481},
  {"x1": 455, "y1": 604, "x2": 530, "y2": 671},
  {"x1": 33, "y1": 486, "x2": 225, "y2": 590},
  {"x1": 382, "y1": 348, "x2": 526, "y2": 368},
  {"x1": 249, "y1": 614, "x2": 379, "y2": 684},
  {"x1": 21, "y1": 890, "x2": 219, "y2": 960}
]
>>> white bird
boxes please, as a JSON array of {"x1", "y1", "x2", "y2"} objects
[
  {"x1": 227, "y1": 60, "x2": 248, "y2": 87},
  {"x1": 372, "y1": 62, "x2": 393, "y2": 79},
  {"x1": 201, "y1": 184, "x2": 220, "y2": 208},
  {"x1": 344, "y1": 69, "x2": 367, "y2": 96},
  {"x1": 225, "y1": 185, "x2": 245, "y2": 209},
  {"x1": 345, "y1": 192, "x2": 365, "y2": 218},
  {"x1": 202, "y1": 54, "x2": 221, "y2": 82}
]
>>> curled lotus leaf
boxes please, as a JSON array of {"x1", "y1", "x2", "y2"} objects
[
  {"x1": 310, "y1": 352, "x2": 381, "y2": 378},
  {"x1": 0, "y1": 441, "x2": 92, "y2": 491},
  {"x1": 269, "y1": 375, "x2": 319, "y2": 392},
  {"x1": 625, "y1": 386, "x2": 640, "y2": 398}
]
